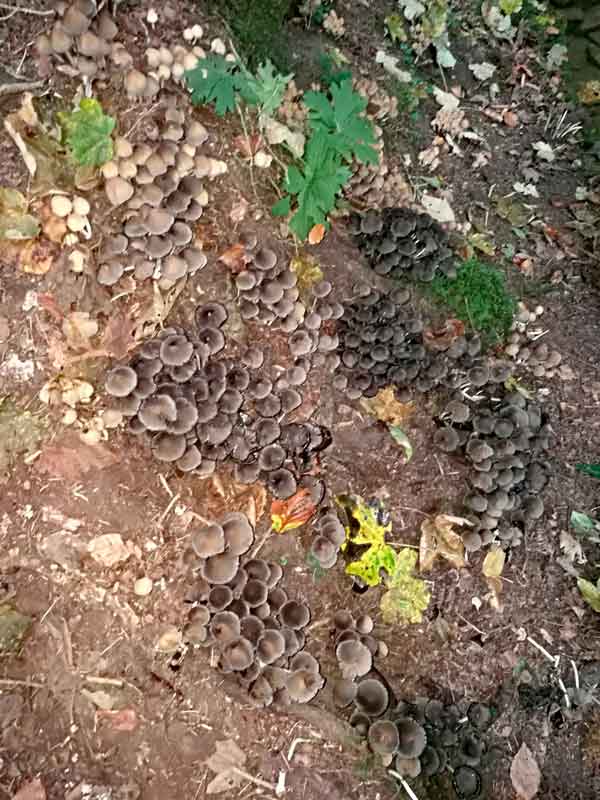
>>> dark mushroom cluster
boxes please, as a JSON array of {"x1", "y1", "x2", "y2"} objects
[
  {"x1": 36, "y1": 1, "x2": 123, "y2": 80},
  {"x1": 350, "y1": 208, "x2": 456, "y2": 282},
  {"x1": 183, "y1": 512, "x2": 324, "y2": 706},
  {"x1": 105, "y1": 301, "x2": 331, "y2": 489},
  {"x1": 333, "y1": 283, "x2": 487, "y2": 401},
  {"x1": 308, "y1": 510, "x2": 346, "y2": 570},
  {"x1": 437, "y1": 390, "x2": 550, "y2": 550},
  {"x1": 97, "y1": 105, "x2": 225, "y2": 287}
]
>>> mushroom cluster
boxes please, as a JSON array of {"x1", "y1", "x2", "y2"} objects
[
  {"x1": 437, "y1": 389, "x2": 550, "y2": 551},
  {"x1": 47, "y1": 193, "x2": 91, "y2": 246},
  {"x1": 351, "y1": 208, "x2": 456, "y2": 282},
  {"x1": 183, "y1": 512, "x2": 324, "y2": 706},
  {"x1": 332, "y1": 283, "x2": 488, "y2": 400},
  {"x1": 143, "y1": 33, "x2": 234, "y2": 91},
  {"x1": 36, "y1": 1, "x2": 123, "y2": 80},
  {"x1": 97, "y1": 108, "x2": 225, "y2": 287},
  {"x1": 105, "y1": 301, "x2": 332, "y2": 488},
  {"x1": 503, "y1": 305, "x2": 565, "y2": 381},
  {"x1": 308, "y1": 510, "x2": 346, "y2": 570}
]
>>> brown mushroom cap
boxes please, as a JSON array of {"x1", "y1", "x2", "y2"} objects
[
  {"x1": 286, "y1": 669, "x2": 324, "y2": 703},
  {"x1": 177, "y1": 445, "x2": 203, "y2": 472},
  {"x1": 256, "y1": 629, "x2": 286, "y2": 664},
  {"x1": 160, "y1": 334, "x2": 193, "y2": 366},
  {"x1": 106, "y1": 365, "x2": 138, "y2": 397},
  {"x1": 267, "y1": 587, "x2": 288, "y2": 612},
  {"x1": 333, "y1": 610, "x2": 355, "y2": 630},
  {"x1": 97, "y1": 260, "x2": 124, "y2": 285},
  {"x1": 191, "y1": 523, "x2": 225, "y2": 558},
  {"x1": 209, "y1": 610, "x2": 241, "y2": 643},
  {"x1": 138, "y1": 394, "x2": 177, "y2": 431},
  {"x1": 106, "y1": 176, "x2": 134, "y2": 207},
  {"x1": 208, "y1": 585, "x2": 233, "y2": 612},
  {"x1": 279, "y1": 600, "x2": 310, "y2": 630},
  {"x1": 62, "y1": 6, "x2": 90, "y2": 36},
  {"x1": 355, "y1": 678, "x2": 389, "y2": 717},
  {"x1": 336, "y1": 639, "x2": 372, "y2": 680},
  {"x1": 240, "y1": 615, "x2": 265, "y2": 645},
  {"x1": 332, "y1": 678, "x2": 358, "y2": 708},
  {"x1": 368, "y1": 720, "x2": 400, "y2": 756},
  {"x1": 243, "y1": 579, "x2": 269, "y2": 608},
  {"x1": 267, "y1": 468, "x2": 297, "y2": 500},
  {"x1": 289, "y1": 652, "x2": 319, "y2": 673},
  {"x1": 221, "y1": 636, "x2": 254, "y2": 671},
  {"x1": 221, "y1": 512, "x2": 254, "y2": 556},
  {"x1": 202, "y1": 553, "x2": 240, "y2": 585},
  {"x1": 153, "y1": 433, "x2": 186, "y2": 462}
]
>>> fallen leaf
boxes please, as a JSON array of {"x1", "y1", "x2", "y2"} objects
[
  {"x1": 360, "y1": 386, "x2": 414, "y2": 426},
  {"x1": 308, "y1": 223, "x2": 325, "y2": 245},
  {"x1": 380, "y1": 548, "x2": 431, "y2": 625},
  {"x1": 423, "y1": 318, "x2": 465, "y2": 350},
  {"x1": 0, "y1": 237, "x2": 57, "y2": 275},
  {"x1": 97, "y1": 708, "x2": 139, "y2": 732},
  {"x1": 0, "y1": 604, "x2": 32, "y2": 656},
  {"x1": 469, "y1": 62, "x2": 496, "y2": 81},
  {"x1": 422, "y1": 193, "x2": 455, "y2": 224},
  {"x1": 513, "y1": 182, "x2": 539, "y2": 198},
  {"x1": 290, "y1": 253, "x2": 323, "y2": 300},
  {"x1": 419, "y1": 514, "x2": 467, "y2": 571},
  {"x1": 0, "y1": 187, "x2": 39, "y2": 240},
  {"x1": 206, "y1": 739, "x2": 248, "y2": 795},
  {"x1": 100, "y1": 308, "x2": 136, "y2": 360},
  {"x1": 81, "y1": 688, "x2": 115, "y2": 710},
  {"x1": 375, "y1": 50, "x2": 413, "y2": 83},
  {"x1": 433, "y1": 86, "x2": 460, "y2": 110},
  {"x1": 546, "y1": 43, "x2": 567, "y2": 71},
  {"x1": 37, "y1": 293, "x2": 63, "y2": 322},
  {"x1": 388, "y1": 425, "x2": 413, "y2": 461},
  {"x1": 262, "y1": 116, "x2": 305, "y2": 158},
  {"x1": 578, "y1": 577, "x2": 600, "y2": 613},
  {"x1": 233, "y1": 132, "x2": 262, "y2": 157},
  {"x1": 559, "y1": 531, "x2": 586, "y2": 564},
  {"x1": 510, "y1": 742, "x2": 541, "y2": 800},
  {"x1": 229, "y1": 197, "x2": 249, "y2": 224},
  {"x1": 385, "y1": 13, "x2": 407, "y2": 43},
  {"x1": 219, "y1": 242, "x2": 250, "y2": 273},
  {"x1": 578, "y1": 80, "x2": 600, "y2": 106},
  {"x1": 35, "y1": 433, "x2": 118, "y2": 480},
  {"x1": 271, "y1": 488, "x2": 317, "y2": 533},
  {"x1": 467, "y1": 231, "x2": 496, "y2": 256},
  {"x1": 62, "y1": 311, "x2": 98, "y2": 351},
  {"x1": 503, "y1": 109, "x2": 519, "y2": 128},
  {"x1": 482, "y1": 547, "x2": 505, "y2": 610},
  {"x1": 88, "y1": 533, "x2": 132, "y2": 567},
  {"x1": 11, "y1": 778, "x2": 46, "y2": 800},
  {"x1": 496, "y1": 196, "x2": 530, "y2": 227},
  {"x1": 532, "y1": 141, "x2": 555, "y2": 162}
]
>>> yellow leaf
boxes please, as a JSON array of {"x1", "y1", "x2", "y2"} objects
[
  {"x1": 482, "y1": 547, "x2": 505, "y2": 578},
  {"x1": 290, "y1": 253, "x2": 323, "y2": 301},
  {"x1": 271, "y1": 489, "x2": 317, "y2": 533},
  {"x1": 419, "y1": 514, "x2": 467, "y2": 572},
  {"x1": 380, "y1": 549, "x2": 430, "y2": 625},
  {"x1": 360, "y1": 386, "x2": 414, "y2": 427}
]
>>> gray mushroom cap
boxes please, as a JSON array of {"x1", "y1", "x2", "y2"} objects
[
  {"x1": 209, "y1": 611, "x2": 241, "y2": 643},
  {"x1": 221, "y1": 636, "x2": 255, "y2": 671},
  {"x1": 286, "y1": 669, "x2": 324, "y2": 703},
  {"x1": 267, "y1": 468, "x2": 297, "y2": 500},
  {"x1": 202, "y1": 553, "x2": 240, "y2": 584},
  {"x1": 336, "y1": 639, "x2": 372, "y2": 679},
  {"x1": 160, "y1": 334, "x2": 194, "y2": 366},
  {"x1": 289, "y1": 652, "x2": 319, "y2": 673},
  {"x1": 355, "y1": 678, "x2": 389, "y2": 717},
  {"x1": 396, "y1": 717, "x2": 427, "y2": 758},
  {"x1": 106, "y1": 365, "x2": 138, "y2": 397},
  {"x1": 333, "y1": 678, "x2": 358, "y2": 708},
  {"x1": 208, "y1": 585, "x2": 233, "y2": 612},
  {"x1": 368, "y1": 720, "x2": 400, "y2": 755},
  {"x1": 153, "y1": 433, "x2": 186, "y2": 462},
  {"x1": 257, "y1": 629, "x2": 286, "y2": 664},
  {"x1": 191, "y1": 522, "x2": 225, "y2": 558},
  {"x1": 139, "y1": 394, "x2": 178, "y2": 430},
  {"x1": 221, "y1": 512, "x2": 255, "y2": 556},
  {"x1": 280, "y1": 600, "x2": 310, "y2": 630}
]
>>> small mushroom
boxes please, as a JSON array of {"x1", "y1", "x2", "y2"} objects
[
  {"x1": 221, "y1": 512, "x2": 254, "y2": 556},
  {"x1": 368, "y1": 720, "x2": 399, "y2": 756},
  {"x1": 286, "y1": 669, "x2": 324, "y2": 703},
  {"x1": 209, "y1": 610, "x2": 240, "y2": 643},
  {"x1": 208, "y1": 585, "x2": 233, "y2": 612},
  {"x1": 106, "y1": 365, "x2": 138, "y2": 397},
  {"x1": 336, "y1": 639, "x2": 371, "y2": 680},
  {"x1": 105, "y1": 176, "x2": 134, "y2": 207},
  {"x1": 452, "y1": 766, "x2": 481, "y2": 799},
  {"x1": 160, "y1": 335, "x2": 193, "y2": 366},
  {"x1": 279, "y1": 600, "x2": 310, "y2": 630},
  {"x1": 124, "y1": 69, "x2": 148, "y2": 98},
  {"x1": 355, "y1": 678, "x2": 389, "y2": 717},
  {"x1": 333, "y1": 678, "x2": 358, "y2": 708},
  {"x1": 191, "y1": 522, "x2": 225, "y2": 558},
  {"x1": 257, "y1": 629, "x2": 286, "y2": 664},
  {"x1": 221, "y1": 636, "x2": 254, "y2": 672},
  {"x1": 202, "y1": 553, "x2": 240, "y2": 584},
  {"x1": 289, "y1": 652, "x2": 319, "y2": 673},
  {"x1": 267, "y1": 468, "x2": 297, "y2": 500},
  {"x1": 153, "y1": 433, "x2": 186, "y2": 462},
  {"x1": 395, "y1": 717, "x2": 427, "y2": 758}
]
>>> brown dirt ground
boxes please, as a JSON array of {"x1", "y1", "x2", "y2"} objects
[{"x1": 2, "y1": 2, "x2": 600, "y2": 800}]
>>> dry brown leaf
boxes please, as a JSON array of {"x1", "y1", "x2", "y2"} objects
[
  {"x1": 419, "y1": 514, "x2": 467, "y2": 571},
  {"x1": 35, "y1": 433, "x2": 118, "y2": 480},
  {"x1": 219, "y1": 242, "x2": 250, "y2": 273},
  {"x1": 423, "y1": 318, "x2": 465, "y2": 351},
  {"x1": 88, "y1": 533, "x2": 132, "y2": 567},
  {"x1": 97, "y1": 708, "x2": 139, "y2": 732},
  {"x1": 510, "y1": 742, "x2": 541, "y2": 800},
  {"x1": 62, "y1": 311, "x2": 98, "y2": 351},
  {"x1": 100, "y1": 308, "x2": 137, "y2": 360},
  {"x1": 233, "y1": 133, "x2": 262, "y2": 157},
  {"x1": 308, "y1": 223, "x2": 325, "y2": 245},
  {"x1": 229, "y1": 197, "x2": 249, "y2": 224},
  {"x1": 360, "y1": 386, "x2": 414, "y2": 427},
  {"x1": 11, "y1": 779, "x2": 46, "y2": 800},
  {"x1": 0, "y1": 238, "x2": 57, "y2": 275},
  {"x1": 206, "y1": 739, "x2": 247, "y2": 795},
  {"x1": 38, "y1": 293, "x2": 64, "y2": 322}
]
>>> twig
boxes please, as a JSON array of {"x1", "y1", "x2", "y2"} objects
[
  {"x1": 0, "y1": 79, "x2": 44, "y2": 96},
  {"x1": 287, "y1": 737, "x2": 313, "y2": 761},
  {"x1": 389, "y1": 770, "x2": 421, "y2": 800},
  {"x1": 0, "y1": 2, "x2": 55, "y2": 14},
  {"x1": 84, "y1": 675, "x2": 123, "y2": 688},
  {"x1": 571, "y1": 659, "x2": 580, "y2": 690},
  {"x1": 250, "y1": 527, "x2": 273, "y2": 558},
  {"x1": 231, "y1": 767, "x2": 276, "y2": 792},
  {"x1": 0, "y1": 678, "x2": 45, "y2": 689},
  {"x1": 157, "y1": 492, "x2": 180, "y2": 526},
  {"x1": 526, "y1": 635, "x2": 559, "y2": 668}
]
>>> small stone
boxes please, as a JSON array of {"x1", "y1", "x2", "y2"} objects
[{"x1": 134, "y1": 577, "x2": 153, "y2": 596}]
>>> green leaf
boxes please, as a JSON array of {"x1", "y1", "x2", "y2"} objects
[
  {"x1": 57, "y1": 98, "x2": 115, "y2": 167},
  {"x1": 0, "y1": 187, "x2": 39, "y2": 240},
  {"x1": 380, "y1": 549, "x2": 431, "y2": 625},
  {"x1": 271, "y1": 196, "x2": 291, "y2": 216},
  {"x1": 576, "y1": 463, "x2": 600, "y2": 480},
  {"x1": 385, "y1": 13, "x2": 407, "y2": 43},
  {"x1": 500, "y1": 0, "x2": 522, "y2": 14},
  {"x1": 388, "y1": 425, "x2": 413, "y2": 461},
  {"x1": 186, "y1": 55, "x2": 243, "y2": 116},
  {"x1": 241, "y1": 60, "x2": 292, "y2": 118},
  {"x1": 571, "y1": 511, "x2": 597, "y2": 533},
  {"x1": 305, "y1": 80, "x2": 378, "y2": 166},
  {"x1": 578, "y1": 577, "x2": 600, "y2": 613}
]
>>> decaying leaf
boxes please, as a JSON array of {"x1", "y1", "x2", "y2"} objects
[
  {"x1": 100, "y1": 308, "x2": 137, "y2": 360},
  {"x1": 271, "y1": 488, "x2": 317, "y2": 533},
  {"x1": 219, "y1": 242, "x2": 250, "y2": 273},
  {"x1": 88, "y1": 533, "x2": 133, "y2": 567},
  {"x1": 157, "y1": 626, "x2": 183, "y2": 653},
  {"x1": 421, "y1": 193, "x2": 455, "y2": 224},
  {"x1": 62, "y1": 311, "x2": 98, "y2": 351},
  {"x1": 81, "y1": 689, "x2": 115, "y2": 710},
  {"x1": 375, "y1": 50, "x2": 412, "y2": 83},
  {"x1": 578, "y1": 80, "x2": 600, "y2": 106},
  {"x1": 469, "y1": 62, "x2": 496, "y2": 81},
  {"x1": 385, "y1": 13, "x2": 407, "y2": 43},
  {"x1": 433, "y1": 86, "x2": 460, "y2": 110},
  {"x1": 233, "y1": 132, "x2": 262, "y2": 157},
  {"x1": 559, "y1": 531, "x2": 586, "y2": 564},
  {"x1": 510, "y1": 742, "x2": 541, "y2": 800},
  {"x1": 0, "y1": 237, "x2": 57, "y2": 275},
  {"x1": 262, "y1": 116, "x2": 305, "y2": 159},
  {"x1": 495, "y1": 196, "x2": 530, "y2": 227},
  {"x1": 360, "y1": 386, "x2": 414, "y2": 426},
  {"x1": 578, "y1": 577, "x2": 600, "y2": 613},
  {"x1": 96, "y1": 708, "x2": 139, "y2": 732},
  {"x1": 11, "y1": 778, "x2": 46, "y2": 800},
  {"x1": 468, "y1": 232, "x2": 496, "y2": 256},
  {"x1": 0, "y1": 187, "x2": 39, "y2": 240},
  {"x1": 290, "y1": 253, "x2": 323, "y2": 301},
  {"x1": 570, "y1": 510, "x2": 600, "y2": 539},
  {"x1": 337, "y1": 494, "x2": 397, "y2": 587},
  {"x1": 482, "y1": 547, "x2": 505, "y2": 610},
  {"x1": 419, "y1": 514, "x2": 468, "y2": 571},
  {"x1": 0, "y1": 604, "x2": 33, "y2": 656},
  {"x1": 35, "y1": 433, "x2": 118, "y2": 480},
  {"x1": 546, "y1": 44, "x2": 567, "y2": 71},
  {"x1": 385, "y1": 425, "x2": 411, "y2": 460},
  {"x1": 380, "y1": 549, "x2": 431, "y2": 625},
  {"x1": 423, "y1": 318, "x2": 465, "y2": 350},
  {"x1": 205, "y1": 739, "x2": 248, "y2": 795}
]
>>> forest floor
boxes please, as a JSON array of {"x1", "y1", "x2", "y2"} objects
[{"x1": 1, "y1": 1, "x2": 600, "y2": 800}]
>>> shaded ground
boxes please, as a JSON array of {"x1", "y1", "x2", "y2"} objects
[{"x1": 2, "y1": 2, "x2": 600, "y2": 800}]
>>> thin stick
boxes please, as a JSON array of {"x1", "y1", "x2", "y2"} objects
[
  {"x1": 84, "y1": 676, "x2": 124, "y2": 688},
  {"x1": 0, "y1": 79, "x2": 44, "y2": 96},
  {"x1": 250, "y1": 527, "x2": 273, "y2": 558},
  {"x1": 0, "y1": 2, "x2": 55, "y2": 14},
  {"x1": 231, "y1": 767, "x2": 276, "y2": 792},
  {"x1": 526, "y1": 635, "x2": 559, "y2": 667},
  {"x1": 0, "y1": 678, "x2": 45, "y2": 689},
  {"x1": 389, "y1": 770, "x2": 421, "y2": 800},
  {"x1": 571, "y1": 659, "x2": 580, "y2": 690},
  {"x1": 157, "y1": 492, "x2": 180, "y2": 526}
]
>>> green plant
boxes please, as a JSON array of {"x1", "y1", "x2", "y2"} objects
[
  {"x1": 576, "y1": 463, "x2": 600, "y2": 480},
  {"x1": 428, "y1": 258, "x2": 517, "y2": 343},
  {"x1": 273, "y1": 79, "x2": 378, "y2": 239},
  {"x1": 56, "y1": 98, "x2": 115, "y2": 167},
  {"x1": 578, "y1": 576, "x2": 600, "y2": 613}
]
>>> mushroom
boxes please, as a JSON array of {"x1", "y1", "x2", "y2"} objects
[
  {"x1": 333, "y1": 678, "x2": 358, "y2": 708},
  {"x1": 395, "y1": 717, "x2": 427, "y2": 758},
  {"x1": 258, "y1": 443, "x2": 286, "y2": 472},
  {"x1": 196, "y1": 302, "x2": 228, "y2": 329},
  {"x1": 243, "y1": 579, "x2": 269, "y2": 608},
  {"x1": 253, "y1": 247, "x2": 277, "y2": 271},
  {"x1": 209, "y1": 611, "x2": 240, "y2": 643},
  {"x1": 106, "y1": 365, "x2": 138, "y2": 397},
  {"x1": 153, "y1": 433, "x2": 186, "y2": 462},
  {"x1": 286, "y1": 669, "x2": 324, "y2": 703},
  {"x1": 191, "y1": 523, "x2": 225, "y2": 558},
  {"x1": 240, "y1": 615, "x2": 264, "y2": 646},
  {"x1": 336, "y1": 639, "x2": 371, "y2": 680},
  {"x1": 368, "y1": 720, "x2": 399, "y2": 756},
  {"x1": 105, "y1": 176, "x2": 134, "y2": 207},
  {"x1": 50, "y1": 25, "x2": 73, "y2": 55},
  {"x1": 125, "y1": 69, "x2": 148, "y2": 98},
  {"x1": 177, "y1": 445, "x2": 203, "y2": 472},
  {"x1": 202, "y1": 553, "x2": 240, "y2": 584},
  {"x1": 221, "y1": 512, "x2": 254, "y2": 556},
  {"x1": 221, "y1": 637, "x2": 254, "y2": 672},
  {"x1": 208, "y1": 585, "x2": 233, "y2": 612},
  {"x1": 394, "y1": 757, "x2": 421, "y2": 779},
  {"x1": 50, "y1": 194, "x2": 73, "y2": 218},
  {"x1": 256, "y1": 629, "x2": 286, "y2": 664},
  {"x1": 267, "y1": 587, "x2": 287, "y2": 613},
  {"x1": 289, "y1": 652, "x2": 319, "y2": 673},
  {"x1": 452, "y1": 766, "x2": 481, "y2": 799},
  {"x1": 279, "y1": 600, "x2": 310, "y2": 630},
  {"x1": 355, "y1": 679, "x2": 389, "y2": 717},
  {"x1": 160, "y1": 335, "x2": 193, "y2": 366},
  {"x1": 267, "y1": 468, "x2": 297, "y2": 500},
  {"x1": 356, "y1": 615, "x2": 374, "y2": 635},
  {"x1": 255, "y1": 419, "x2": 280, "y2": 447},
  {"x1": 310, "y1": 537, "x2": 337, "y2": 569},
  {"x1": 197, "y1": 327, "x2": 225, "y2": 356},
  {"x1": 289, "y1": 330, "x2": 314, "y2": 358},
  {"x1": 350, "y1": 712, "x2": 371, "y2": 737}
]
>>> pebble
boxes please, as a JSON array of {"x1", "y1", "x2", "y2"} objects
[{"x1": 134, "y1": 577, "x2": 153, "y2": 596}]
